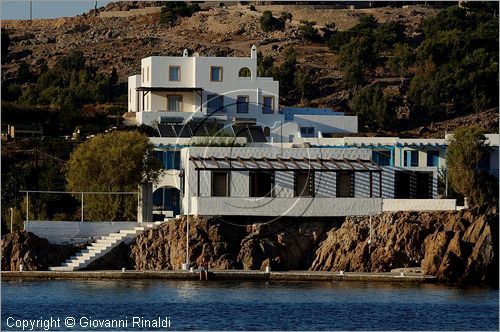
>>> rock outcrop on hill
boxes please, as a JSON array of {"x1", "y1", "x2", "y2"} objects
[{"x1": 1, "y1": 230, "x2": 79, "y2": 271}]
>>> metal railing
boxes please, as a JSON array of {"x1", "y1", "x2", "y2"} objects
[{"x1": 19, "y1": 190, "x2": 139, "y2": 222}]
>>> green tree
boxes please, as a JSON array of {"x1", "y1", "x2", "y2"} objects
[
  {"x1": 349, "y1": 85, "x2": 394, "y2": 131},
  {"x1": 66, "y1": 131, "x2": 161, "y2": 221},
  {"x1": 374, "y1": 21, "x2": 406, "y2": 52},
  {"x1": 272, "y1": 47, "x2": 297, "y2": 97},
  {"x1": 339, "y1": 35, "x2": 377, "y2": 87},
  {"x1": 387, "y1": 43, "x2": 415, "y2": 77},
  {"x1": 293, "y1": 68, "x2": 313, "y2": 102},
  {"x1": 447, "y1": 126, "x2": 497, "y2": 206},
  {"x1": 257, "y1": 51, "x2": 274, "y2": 77}
]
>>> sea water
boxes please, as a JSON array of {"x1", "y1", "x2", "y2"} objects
[{"x1": 1, "y1": 279, "x2": 498, "y2": 330}]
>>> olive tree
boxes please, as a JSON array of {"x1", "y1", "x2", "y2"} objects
[
  {"x1": 447, "y1": 126, "x2": 497, "y2": 206},
  {"x1": 66, "y1": 131, "x2": 161, "y2": 221}
]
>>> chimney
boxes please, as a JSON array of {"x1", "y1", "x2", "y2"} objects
[{"x1": 251, "y1": 45, "x2": 257, "y2": 59}]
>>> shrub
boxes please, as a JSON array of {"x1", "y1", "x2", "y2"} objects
[
  {"x1": 298, "y1": 20, "x2": 319, "y2": 42},
  {"x1": 160, "y1": 2, "x2": 200, "y2": 26},
  {"x1": 259, "y1": 10, "x2": 287, "y2": 32},
  {"x1": 349, "y1": 85, "x2": 395, "y2": 131}
]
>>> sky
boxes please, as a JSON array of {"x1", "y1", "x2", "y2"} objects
[{"x1": 1, "y1": 1, "x2": 113, "y2": 20}]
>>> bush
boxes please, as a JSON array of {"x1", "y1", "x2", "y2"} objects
[
  {"x1": 349, "y1": 85, "x2": 395, "y2": 131},
  {"x1": 298, "y1": 20, "x2": 319, "y2": 42},
  {"x1": 387, "y1": 43, "x2": 415, "y2": 77},
  {"x1": 160, "y1": 2, "x2": 200, "y2": 26},
  {"x1": 259, "y1": 10, "x2": 287, "y2": 32},
  {"x1": 4, "y1": 84, "x2": 22, "y2": 101}
]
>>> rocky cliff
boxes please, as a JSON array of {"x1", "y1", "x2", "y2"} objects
[
  {"x1": 1, "y1": 230, "x2": 80, "y2": 271},
  {"x1": 310, "y1": 207, "x2": 498, "y2": 286},
  {"x1": 2, "y1": 208, "x2": 497, "y2": 286},
  {"x1": 130, "y1": 216, "x2": 337, "y2": 271}
]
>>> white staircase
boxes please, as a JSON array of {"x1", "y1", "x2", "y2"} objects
[{"x1": 49, "y1": 224, "x2": 154, "y2": 271}]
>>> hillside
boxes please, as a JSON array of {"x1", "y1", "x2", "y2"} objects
[{"x1": 1, "y1": 2, "x2": 498, "y2": 137}]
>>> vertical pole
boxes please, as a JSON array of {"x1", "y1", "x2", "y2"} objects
[
  {"x1": 10, "y1": 207, "x2": 14, "y2": 233},
  {"x1": 445, "y1": 169, "x2": 449, "y2": 197},
  {"x1": 26, "y1": 192, "x2": 29, "y2": 222},
  {"x1": 137, "y1": 192, "x2": 141, "y2": 223},
  {"x1": 30, "y1": 1, "x2": 32, "y2": 20},
  {"x1": 81, "y1": 193, "x2": 84, "y2": 222}
]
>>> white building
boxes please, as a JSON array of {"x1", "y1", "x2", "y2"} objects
[
  {"x1": 128, "y1": 48, "x2": 498, "y2": 221},
  {"x1": 128, "y1": 46, "x2": 358, "y2": 142}
]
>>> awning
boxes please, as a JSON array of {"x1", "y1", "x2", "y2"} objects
[{"x1": 189, "y1": 156, "x2": 382, "y2": 172}]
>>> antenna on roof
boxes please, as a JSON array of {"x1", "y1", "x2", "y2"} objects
[{"x1": 29, "y1": 0, "x2": 32, "y2": 20}]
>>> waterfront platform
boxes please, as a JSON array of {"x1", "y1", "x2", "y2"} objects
[{"x1": 1, "y1": 270, "x2": 436, "y2": 283}]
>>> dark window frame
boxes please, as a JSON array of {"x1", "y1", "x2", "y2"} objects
[
  {"x1": 294, "y1": 171, "x2": 314, "y2": 197},
  {"x1": 336, "y1": 171, "x2": 354, "y2": 197},
  {"x1": 249, "y1": 171, "x2": 275, "y2": 197},
  {"x1": 211, "y1": 171, "x2": 230, "y2": 197}
]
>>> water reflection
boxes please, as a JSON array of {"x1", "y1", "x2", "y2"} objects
[{"x1": 1, "y1": 279, "x2": 498, "y2": 331}]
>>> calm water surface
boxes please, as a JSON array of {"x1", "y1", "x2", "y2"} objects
[{"x1": 1, "y1": 279, "x2": 498, "y2": 330}]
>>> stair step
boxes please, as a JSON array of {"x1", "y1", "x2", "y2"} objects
[{"x1": 52, "y1": 225, "x2": 151, "y2": 271}]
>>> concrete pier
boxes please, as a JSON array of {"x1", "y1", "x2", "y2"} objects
[{"x1": 1, "y1": 270, "x2": 436, "y2": 283}]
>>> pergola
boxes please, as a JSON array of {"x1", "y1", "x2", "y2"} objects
[{"x1": 189, "y1": 155, "x2": 383, "y2": 197}]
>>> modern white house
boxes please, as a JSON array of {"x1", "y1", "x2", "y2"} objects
[
  {"x1": 128, "y1": 47, "x2": 498, "y2": 221},
  {"x1": 128, "y1": 46, "x2": 358, "y2": 142}
]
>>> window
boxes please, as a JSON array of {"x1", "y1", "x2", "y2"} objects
[
  {"x1": 250, "y1": 171, "x2": 274, "y2": 197},
  {"x1": 262, "y1": 96, "x2": 274, "y2": 114},
  {"x1": 373, "y1": 150, "x2": 391, "y2": 166},
  {"x1": 207, "y1": 94, "x2": 224, "y2": 114},
  {"x1": 169, "y1": 66, "x2": 180, "y2": 81},
  {"x1": 336, "y1": 172, "x2": 354, "y2": 197},
  {"x1": 427, "y1": 150, "x2": 439, "y2": 167},
  {"x1": 237, "y1": 95, "x2": 249, "y2": 113},
  {"x1": 295, "y1": 171, "x2": 314, "y2": 197},
  {"x1": 300, "y1": 127, "x2": 315, "y2": 138},
  {"x1": 212, "y1": 171, "x2": 229, "y2": 197},
  {"x1": 167, "y1": 95, "x2": 182, "y2": 112},
  {"x1": 404, "y1": 150, "x2": 419, "y2": 167},
  {"x1": 210, "y1": 66, "x2": 223, "y2": 81},
  {"x1": 238, "y1": 67, "x2": 251, "y2": 77},
  {"x1": 161, "y1": 151, "x2": 181, "y2": 169}
]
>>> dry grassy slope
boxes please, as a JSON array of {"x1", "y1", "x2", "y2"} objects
[
  {"x1": 4, "y1": 4, "x2": 496, "y2": 137},
  {"x1": 2, "y1": 5, "x2": 435, "y2": 84}
]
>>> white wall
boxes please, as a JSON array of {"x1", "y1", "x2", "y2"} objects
[
  {"x1": 294, "y1": 114, "x2": 358, "y2": 134},
  {"x1": 382, "y1": 199, "x2": 456, "y2": 211},
  {"x1": 128, "y1": 75, "x2": 140, "y2": 113},
  {"x1": 24, "y1": 221, "x2": 140, "y2": 245},
  {"x1": 190, "y1": 197, "x2": 383, "y2": 217}
]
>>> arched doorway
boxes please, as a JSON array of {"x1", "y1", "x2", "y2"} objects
[{"x1": 152, "y1": 186, "x2": 180, "y2": 220}]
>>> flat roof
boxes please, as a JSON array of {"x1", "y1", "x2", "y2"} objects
[{"x1": 136, "y1": 87, "x2": 203, "y2": 92}]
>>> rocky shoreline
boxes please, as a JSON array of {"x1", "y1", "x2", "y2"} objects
[{"x1": 1, "y1": 207, "x2": 497, "y2": 287}]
